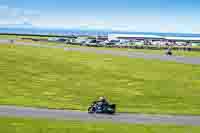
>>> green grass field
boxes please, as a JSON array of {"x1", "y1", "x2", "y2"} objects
[
  {"x1": 16, "y1": 39, "x2": 66, "y2": 46},
  {"x1": 0, "y1": 35, "x2": 50, "y2": 39},
  {"x1": 0, "y1": 44, "x2": 200, "y2": 115},
  {"x1": 1, "y1": 117, "x2": 200, "y2": 133}
]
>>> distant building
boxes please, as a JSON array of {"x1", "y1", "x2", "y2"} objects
[
  {"x1": 108, "y1": 34, "x2": 164, "y2": 41},
  {"x1": 96, "y1": 36, "x2": 108, "y2": 41},
  {"x1": 108, "y1": 33, "x2": 200, "y2": 46},
  {"x1": 164, "y1": 37, "x2": 200, "y2": 42}
]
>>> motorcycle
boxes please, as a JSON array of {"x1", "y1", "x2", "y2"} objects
[
  {"x1": 165, "y1": 50, "x2": 173, "y2": 56},
  {"x1": 165, "y1": 48, "x2": 173, "y2": 56},
  {"x1": 166, "y1": 51, "x2": 172, "y2": 56},
  {"x1": 88, "y1": 101, "x2": 116, "y2": 114}
]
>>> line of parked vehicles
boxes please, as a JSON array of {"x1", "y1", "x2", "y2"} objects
[
  {"x1": 68, "y1": 38, "x2": 150, "y2": 47},
  {"x1": 47, "y1": 36, "x2": 198, "y2": 51}
]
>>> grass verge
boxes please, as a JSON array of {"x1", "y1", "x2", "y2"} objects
[{"x1": 1, "y1": 117, "x2": 200, "y2": 133}]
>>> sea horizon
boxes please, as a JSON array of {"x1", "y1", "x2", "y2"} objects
[{"x1": 1, "y1": 27, "x2": 200, "y2": 38}]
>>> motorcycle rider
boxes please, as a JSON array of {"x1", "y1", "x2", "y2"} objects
[
  {"x1": 166, "y1": 47, "x2": 172, "y2": 55},
  {"x1": 94, "y1": 96, "x2": 109, "y2": 111},
  {"x1": 98, "y1": 96, "x2": 109, "y2": 105},
  {"x1": 88, "y1": 96, "x2": 115, "y2": 114}
]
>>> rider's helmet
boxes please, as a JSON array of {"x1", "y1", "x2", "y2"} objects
[{"x1": 99, "y1": 96, "x2": 105, "y2": 101}]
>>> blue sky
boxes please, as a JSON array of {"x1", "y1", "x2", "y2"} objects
[{"x1": 1, "y1": 0, "x2": 200, "y2": 33}]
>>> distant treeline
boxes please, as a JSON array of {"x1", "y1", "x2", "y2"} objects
[{"x1": 0, "y1": 33, "x2": 77, "y2": 38}]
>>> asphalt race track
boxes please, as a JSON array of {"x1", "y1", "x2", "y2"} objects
[
  {"x1": 64, "y1": 47, "x2": 200, "y2": 65},
  {"x1": 1, "y1": 105, "x2": 200, "y2": 125}
]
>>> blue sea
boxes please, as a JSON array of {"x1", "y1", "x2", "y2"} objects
[{"x1": 1, "y1": 27, "x2": 200, "y2": 37}]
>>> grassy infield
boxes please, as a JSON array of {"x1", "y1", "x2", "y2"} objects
[{"x1": 0, "y1": 44, "x2": 200, "y2": 132}]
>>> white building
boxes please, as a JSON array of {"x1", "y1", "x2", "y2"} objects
[{"x1": 108, "y1": 34, "x2": 164, "y2": 41}]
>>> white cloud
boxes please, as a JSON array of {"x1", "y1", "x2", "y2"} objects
[
  {"x1": 0, "y1": 5, "x2": 40, "y2": 26},
  {"x1": 0, "y1": 5, "x2": 200, "y2": 33}
]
